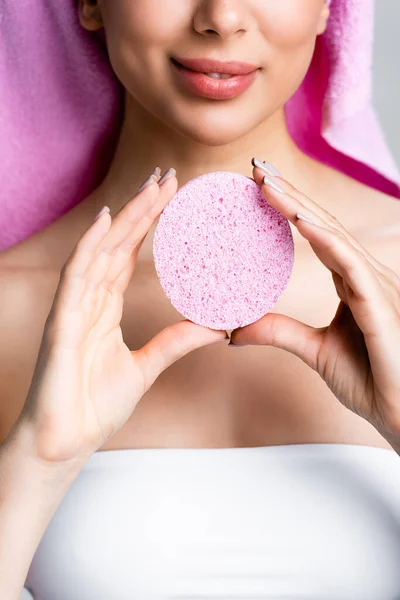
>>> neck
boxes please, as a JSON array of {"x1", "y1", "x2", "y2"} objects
[{"x1": 90, "y1": 91, "x2": 320, "y2": 217}]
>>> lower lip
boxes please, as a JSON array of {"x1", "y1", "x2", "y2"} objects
[{"x1": 170, "y1": 60, "x2": 258, "y2": 100}]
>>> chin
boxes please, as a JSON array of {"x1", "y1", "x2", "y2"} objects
[
  {"x1": 184, "y1": 127, "x2": 248, "y2": 147},
  {"x1": 166, "y1": 109, "x2": 263, "y2": 147}
]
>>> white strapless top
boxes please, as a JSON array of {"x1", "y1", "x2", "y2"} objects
[{"x1": 23, "y1": 443, "x2": 400, "y2": 600}]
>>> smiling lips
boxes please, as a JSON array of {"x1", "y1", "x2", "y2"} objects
[
  {"x1": 172, "y1": 56, "x2": 259, "y2": 75},
  {"x1": 170, "y1": 57, "x2": 260, "y2": 99}
]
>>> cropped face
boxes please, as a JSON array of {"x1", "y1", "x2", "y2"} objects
[{"x1": 79, "y1": 0, "x2": 329, "y2": 146}]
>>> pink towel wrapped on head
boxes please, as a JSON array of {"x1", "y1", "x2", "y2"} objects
[{"x1": 0, "y1": 0, "x2": 399, "y2": 251}]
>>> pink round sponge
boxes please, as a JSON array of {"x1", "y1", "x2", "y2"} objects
[{"x1": 153, "y1": 171, "x2": 294, "y2": 330}]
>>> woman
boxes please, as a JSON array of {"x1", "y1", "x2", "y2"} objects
[{"x1": 1, "y1": 0, "x2": 400, "y2": 598}]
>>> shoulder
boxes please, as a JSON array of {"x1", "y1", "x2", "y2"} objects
[
  {"x1": 351, "y1": 184, "x2": 400, "y2": 278},
  {"x1": 0, "y1": 265, "x2": 58, "y2": 444},
  {"x1": 329, "y1": 169, "x2": 400, "y2": 231},
  {"x1": 354, "y1": 182, "x2": 400, "y2": 227},
  {"x1": 359, "y1": 190, "x2": 400, "y2": 277},
  {"x1": 0, "y1": 262, "x2": 58, "y2": 345},
  {"x1": 322, "y1": 169, "x2": 400, "y2": 278}
]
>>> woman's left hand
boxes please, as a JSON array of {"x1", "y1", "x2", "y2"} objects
[{"x1": 229, "y1": 162, "x2": 400, "y2": 439}]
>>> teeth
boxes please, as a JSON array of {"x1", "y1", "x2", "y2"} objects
[{"x1": 205, "y1": 73, "x2": 233, "y2": 79}]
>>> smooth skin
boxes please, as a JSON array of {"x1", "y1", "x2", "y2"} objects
[{"x1": 2, "y1": 1, "x2": 400, "y2": 455}]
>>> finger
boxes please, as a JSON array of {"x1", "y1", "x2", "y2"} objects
[
  {"x1": 132, "y1": 320, "x2": 228, "y2": 393},
  {"x1": 256, "y1": 171, "x2": 397, "y2": 334},
  {"x1": 230, "y1": 312, "x2": 323, "y2": 372},
  {"x1": 253, "y1": 165, "x2": 392, "y2": 280},
  {"x1": 290, "y1": 212, "x2": 386, "y2": 314},
  {"x1": 94, "y1": 171, "x2": 178, "y2": 293},
  {"x1": 83, "y1": 177, "x2": 161, "y2": 289},
  {"x1": 253, "y1": 165, "x2": 354, "y2": 240},
  {"x1": 83, "y1": 171, "x2": 177, "y2": 294},
  {"x1": 331, "y1": 270, "x2": 349, "y2": 305},
  {"x1": 262, "y1": 172, "x2": 400, "y2": 299},
  {"x1": 49, "y1": 204, "x2": 113, "y2": 323},
  {"x1": 110, "y1": 168, "x2": 176, "y2": 256},
  {"x1": 254, "y1": 167, "x2": 383, "y2": 303},
  {"x1": 95, "y1": 169, "x2": 163, "y2": 293},
  {"x1": 49, "y1": 168, "x2": 176, "y2": 334},
  {"x1": 54, "y1": 171, "x2": 167, "y2": 317},
  {"x1": 62, "y1": 172, "x2": 158, "y2": 282}
]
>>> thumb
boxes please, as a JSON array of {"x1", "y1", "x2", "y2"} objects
[
  {"x1": 132, "y1": 319, "x2": 228, "y2": 391},
  {"x1": 230, "y1": 313, "x2": 324, "y2": 371}
]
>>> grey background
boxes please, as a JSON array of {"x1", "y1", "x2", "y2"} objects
[{"x1": 373, "y1": 0, "x2": 400, "y2": 167}]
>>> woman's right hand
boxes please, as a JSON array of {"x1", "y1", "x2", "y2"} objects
[{"x1": 15, "y1": 168, "x2": 228, "y2": 465}]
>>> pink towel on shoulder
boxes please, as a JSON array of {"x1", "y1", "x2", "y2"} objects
[
  {"x1": 0, "y1": 0, "x2": 123, "y2": 251},
  {"x1": 0, "y1": 0, "x2": 399, "y2": 251},
  {"x1": 286, "y1": 0, "x2": 400, "y2": 198}
]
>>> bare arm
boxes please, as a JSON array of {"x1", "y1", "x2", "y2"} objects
[{"x1": 0, "y1": 420, "x2": 88, "y2": 599}]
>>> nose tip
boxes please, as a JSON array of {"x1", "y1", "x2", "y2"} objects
[{"x1": 194, "y1": 3, "x2": 248, "y2": 39}]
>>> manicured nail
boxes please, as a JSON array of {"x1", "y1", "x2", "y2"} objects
[
  {"x1": 93, "y1": 205, "x2": 110, "y2": 222},
  {"x1": 263, "y1": 174, "x2": 285, "y2": 194},
  {"x1": 263, "y1": 160, "x2": 283, "y2": 177},
  {"x1": 158, "y1": 167, "x2": 176, "y2": 185},
  {"x1": 137, "y1": 173, "x2": 158, "y2": 193},
  {"x1": 251, "y1": 157, "x2": 283, "y2": 177},
  {"x1": 153, "y1": 166, "x2": 161, "y2": 178},
  {"x1": 296, "y1": 212, "x2": 315, "y2": 225}
]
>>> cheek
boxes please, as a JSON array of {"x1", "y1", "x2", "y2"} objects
[
  {"x1": 101, "y1": 0, "x2": 183, "y2": 75},
  {"x1": 262, "y1": 1, "x2": 323, "y2": 54},
  {"x1": 259, "y1": 2, "x2": 323, "y2": 96}
]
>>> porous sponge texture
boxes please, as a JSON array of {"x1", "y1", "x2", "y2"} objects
[{"x1": 153, "y1": 171, "x2": 294, "y2": 330}]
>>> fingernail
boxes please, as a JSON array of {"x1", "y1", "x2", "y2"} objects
[
  {"x1": 263, "y1": 160, "x2": 283, "y2": 177},
  {"x1": 153, "y1": 166, "x2": 161, "y2": 178},
  {"x1": 158, "y1": 167, "x2": 176, "y2": 185},
  {"x1": 251, "y1": 157, "x2": 283, "y2": 177},
  {"x1": 228, "y1": 341, "x2": 247, "y2": 348},
  {"x1": 93, "y1": 205, "x2": 110, "y2": 222},
  {"x1": 296, "y1": 212, "x2": 315, "y2": 225},
  {"x1": 263, "y1": 174, "x2": 285, "y2": 194},
  {"x1": 137, "y1": 173, "x2": 158, "y2": 193}
]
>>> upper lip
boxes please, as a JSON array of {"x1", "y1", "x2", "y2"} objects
[{"x1": 171, "y1": 56, "x2": 259, "y2": 75}]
